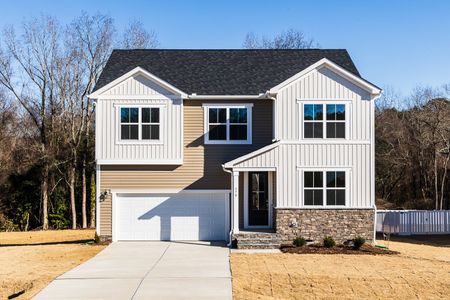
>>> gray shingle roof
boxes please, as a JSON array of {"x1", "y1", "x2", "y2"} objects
[{"x1": 93, "y1": 49, "x2": 363, "y2": 95}]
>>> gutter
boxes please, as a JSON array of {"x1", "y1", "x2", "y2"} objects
[
  {"x1": 187, "y1": 93, "x2": 268, "y2": 100},
  {"x1": 222, "y1": 165, "x2": 234, "y2": 247}
]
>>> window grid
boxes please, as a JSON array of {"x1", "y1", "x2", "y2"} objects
[
  {"x1": 303, "y1": 103, "x2": 346, "y2": 139},
  {"x1": 206, "y1": 106, "x2": 250, "y2": 143},
  {"x1": 303, "y1": 171, "x2": 346, "y2": 207},
  {"x1": 119, "y1": 107, "x2": 161, "y2": 141},
  {"x1": 141, "y1": 108, "x2": 160, "y2": 140}
]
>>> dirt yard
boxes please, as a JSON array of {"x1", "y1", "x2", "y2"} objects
[
  {"x1": 0, "y1": 230, "x2": 105, "y2": 299},
  {"x1": 231, "y1": 236, "x2": 450, "y2": 299}
]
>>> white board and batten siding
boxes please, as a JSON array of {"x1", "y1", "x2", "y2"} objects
[
  {"x1": 95, "y1": 74, "x2": 183, "y2": 164},
  {"x1": 234, "y1": 65, "x2": 376, "y2": 209}
]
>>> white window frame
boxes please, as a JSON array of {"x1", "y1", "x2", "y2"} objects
[
  {"x1": 203, "y1": 103, "x2": 253, "y2": 145},
  {"x1": 116, "y1": 104, "x2": 164, "y2": 144},
  {"x1": 298, "y1": 167, "x2": 351, "y2": 208},
  {"x1": 299, "y1": 101, "x2": 350, "y2": 141}
]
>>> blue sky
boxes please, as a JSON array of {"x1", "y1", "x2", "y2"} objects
[{"x1": 1, "y1": 0, "x2": 449, "y2": 96}]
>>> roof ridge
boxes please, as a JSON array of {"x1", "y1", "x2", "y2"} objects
[{"x1": 111, "y1": 48, "x2": 348, "y2": 52}]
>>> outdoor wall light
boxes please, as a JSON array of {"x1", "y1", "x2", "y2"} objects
[{"x1": 99, "y1": 189, "x2": 111, "y2": 202}]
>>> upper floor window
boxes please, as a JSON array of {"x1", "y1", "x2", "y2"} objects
[
  {"x1": 120, "y1": 107, "x2": 160, "y2": 141},
  {"x1": 303, "y1": 104, "x2": 346, "y2": 139},
  {"x1": 303, "y1": 170, "x2": 346, "y2": 207},
  {"x1": 203, "y1": 104, "x2": 252, "y2": 144}
]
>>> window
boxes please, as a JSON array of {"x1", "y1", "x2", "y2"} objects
[
  {"x1": 120, "y1": 107, "x2": 139, "y2": 140},
  {"x1": 304, "y1": 104, "x2": 323, "y2": 138},
  {"x1": 303, "y1": 170, "x2": 346, "y2": 206},
  {"x1": 204, "y1": 104, "x2": 252, "y2": 144},
  {"x1": 208, "y1": 108, "x2": 227, "y2": 140},
  {"x1": 119, "y1": 107, "x2": 160, "y2": 141},
  {"x1": 326, "y1": 171, "x2": 346, "y2": 205},
  {"x1": 141, "y1": 107, "x2": 160, "y2": 140},
  {"x1": 303, "y1": 103, "x2": 346, "y2": 139},
  {"x1": 326, "y1": 104, "x2": 345, "y2": 138},
  {"x1": 304, "y1": 171, "x2": 323, "y2": 206}
]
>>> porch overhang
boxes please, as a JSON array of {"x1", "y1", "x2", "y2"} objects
[{"x1": 222, "y1": 141, "x2": 281, "y2": 170}]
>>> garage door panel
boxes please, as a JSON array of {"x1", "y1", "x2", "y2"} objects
[{"x1": 116, "y1": 193, "x2": 227, "y2": 241}]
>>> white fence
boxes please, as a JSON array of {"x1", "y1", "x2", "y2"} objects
[{"x1": 376, "y1": 210, "x2": 450, "y2": 235}]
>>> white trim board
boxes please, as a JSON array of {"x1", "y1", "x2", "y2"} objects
[
  {"x1": 97, "y1": 159, "x2": 183, "y2": 165},
  {"x1": 112, "y1": 189, "x2": 231, "y2": 194}
]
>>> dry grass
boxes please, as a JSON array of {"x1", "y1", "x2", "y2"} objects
[
  {"x1": 231, "y1": 236, "x2": 450, "y2": 300},
  {"x1": 0, "y1": 229, "x2": 105, "y2": 299}
]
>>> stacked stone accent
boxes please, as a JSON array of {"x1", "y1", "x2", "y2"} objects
[
  {"x1": 276, "y1": 209, "x2": 375, "y2": 244},
  {"x1": 233, "y1": 232, "x2": 282, "y2": 249},
  {"x1": 100, "y1": 235, "x2": 112, "y2": 242}
]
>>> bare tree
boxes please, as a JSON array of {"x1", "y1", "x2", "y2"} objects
[
  {"x1": 121, "y1": 20, "x2": 159, "y2": 49},
  {"x1": 243, "y1": 29, "x2": 318, "y2": 49},
  {"x1": 376, "y1": 85, "x2": 450, "y2": 210},
  {"x1": 61, "y1": 12, "x2": 114, "y2": 229},
  {"x1": 0, "y1": 16, "x2": 61, "y2": 229}
]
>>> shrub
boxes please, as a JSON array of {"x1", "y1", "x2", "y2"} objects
[
  {"x1": 323, "y1": 236, "x2": 335, "y2": 248},
  {"x1": 293, "y1": 236, "x2": 306, "y2": 247},
  {"x1": 352, "y1": 236, "x2": 366, "y2": 250}
]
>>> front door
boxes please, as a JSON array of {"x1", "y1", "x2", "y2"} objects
[{"x1": 248, "y1": 172, "x2": 270, "y2": 226}]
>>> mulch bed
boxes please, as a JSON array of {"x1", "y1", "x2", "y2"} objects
[{"x1": 280, "y1": 244, "x2": 399, "y2": 255}]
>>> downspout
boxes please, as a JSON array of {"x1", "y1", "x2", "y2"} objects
[
  {"x1": 222, "y1": 165, "x2": 234, "y2": 247},
  {"x1": 371, "y1": 92, "x2": 382, "y2": 245},
  {"x1": 264, "y1": 91, "x2": 278, "y2": 142}
]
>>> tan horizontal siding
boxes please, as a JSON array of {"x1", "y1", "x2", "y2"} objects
[{"x1": 99, "y1": 193, "x2": 112, "y2": 237}]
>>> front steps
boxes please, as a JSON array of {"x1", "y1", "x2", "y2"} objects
[{"x1": 233, "y1": 231, "x2": 282, "y2": 249}]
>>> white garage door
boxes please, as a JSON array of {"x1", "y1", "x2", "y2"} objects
[{"x1": 115, "y1": 192, "x2": 228, "y2": 241}]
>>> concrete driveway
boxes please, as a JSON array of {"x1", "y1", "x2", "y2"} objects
[{"x1": 34, "y1": 241, "x2": 231, "y2": 300}]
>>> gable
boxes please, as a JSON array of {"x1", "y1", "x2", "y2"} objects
[
  {"x1": 270, "y1": 58, "x2": 380, "y2": 97},
  {"x1": 89, "y1": 67, "x2": 187, "y2": 99},
  {"x1": 101, "y1": 75, "x2": 176, "y2": 98},
  {"x1": 285, "y1": 66, "x2": 372, "y2": 100}
]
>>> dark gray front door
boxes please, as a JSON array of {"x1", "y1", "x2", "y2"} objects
[{"x1": 248, "y1": 172, "x2": 269, "y2": 226}]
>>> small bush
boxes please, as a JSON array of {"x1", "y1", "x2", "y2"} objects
[
  {"x1": 352, "y1": 236, "x2": 366, "y2": 250},
  {"x1": 323, "y1": 236, "x2": 335, "y2": 248},
  {"x1": 293, "y1": 236, "x2": 306, "y2": 247}
]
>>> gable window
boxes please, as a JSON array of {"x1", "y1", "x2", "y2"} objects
[
  {"x1": 303, "y1": 170, "x2": 346, "y2": 206},
  {"x1": 303, "y1": 103, "x2": 346, "y2": 139},
  {"x1": 119, "y1": 107, "x2": 160, "y2": 141},
  {"x1": 204, "y1": 104, "x2": 252, "y2": 144}
]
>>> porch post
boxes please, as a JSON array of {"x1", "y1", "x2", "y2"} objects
[{"x1": 232, "y1": 171, "x2": 240, "y2": 233}]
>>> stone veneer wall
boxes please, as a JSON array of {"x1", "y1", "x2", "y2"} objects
[{"x1": 276, "y1": 209, "x2": 375, "y2": 244}]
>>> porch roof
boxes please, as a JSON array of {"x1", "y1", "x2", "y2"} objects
[{"x1": 223, "y1": 141, "x2": 280, "y2": 169}]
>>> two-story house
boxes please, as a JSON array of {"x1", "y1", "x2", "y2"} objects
[{"x1": 90, "y1": 49, "x2": 381, "y2": 248}]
